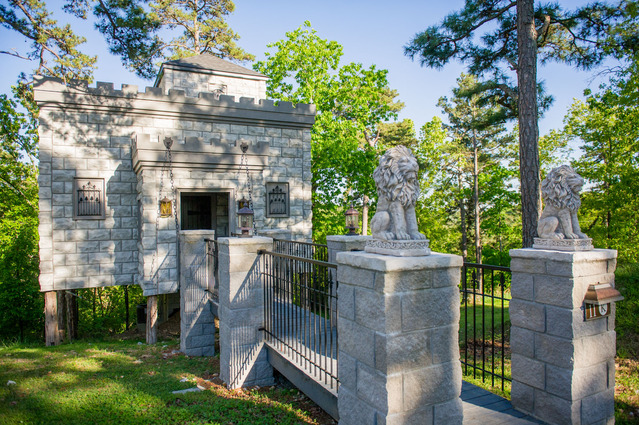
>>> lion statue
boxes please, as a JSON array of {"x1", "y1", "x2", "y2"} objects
[
  {"x1": 537, "y1": 165, "x2": 589, "y2": 240},
  {"x1": 370, "y1": 146, "x2": 426, "y2": 241}
]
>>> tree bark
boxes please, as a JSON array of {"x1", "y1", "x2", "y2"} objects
[
  {"x1": 472, "y1": 132, "x2": 482, "y2": 265},
  {"x1": 362, "y1": 195, "x2": 369, "y2": 235},
  {"x1": 517, "y1": 0, "x2": 541, "y2": 248},
  {"x1": 146, "y1": 295, "x2": 158, "y2": 344},
  {"x1": 44, "y1": 291, "x2": 60, "y2": 346},
  {"x1": 458, "y1": 172, "x2": 468, "y2": 259},
  {"x1": 65, "y1": 290, "x2": 78, "y2": 341}
]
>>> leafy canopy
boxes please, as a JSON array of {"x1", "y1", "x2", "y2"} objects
[{"x1": 254, "y1": 22, "x2": 402, "y2": 241}]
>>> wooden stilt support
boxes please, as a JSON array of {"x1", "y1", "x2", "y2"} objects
[
  {"x1": 146, "y1": 295, "x2": 158, "y2": 344},
  {"x1": 44, "y1": 291, "x2": 60, "y2": 346}
]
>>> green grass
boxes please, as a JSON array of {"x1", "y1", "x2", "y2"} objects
[
  {"x1": 459, "y1": 295, "x2": 512, "y2": 398},
  {"x1": 0, "y1": 338, "x2": 333, "y2": 425}
]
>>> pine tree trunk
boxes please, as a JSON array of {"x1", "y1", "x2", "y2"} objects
[
  {"x1": 473, "y1": 133, "x2": 482, "y2": 265},
  {"x1": 517, "y1": 0, "x2": 541, "y2": 248},
  {"x1": 362, "y1": 195, "x2": 369, "y2": 236},
  {"x1": 458, "y1": 172, "x2": 468, "y2": 259}
]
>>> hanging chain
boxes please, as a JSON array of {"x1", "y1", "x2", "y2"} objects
[
  {"x1": 147, "y1": 137, "x2": 179, "y2": 286},
  {"x1": 239, "y1": 141, "x2": 256, "y2": 235},
  {"x1": 166, "y1": 144, "x2": 179, "y2": 237}
]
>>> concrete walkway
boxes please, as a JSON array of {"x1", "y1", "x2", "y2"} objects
[{"x1": 462, "y1": 381, "x2": 543, "y2": 424}]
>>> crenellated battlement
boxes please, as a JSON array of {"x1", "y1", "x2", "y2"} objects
[{"x1": 33, "y1": 76, "x2": 316, "y2": 117}]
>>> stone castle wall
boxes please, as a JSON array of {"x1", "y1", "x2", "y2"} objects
[
  {"x1": 158, "y1": 67, "x2": 267, "y2": 100},
  {"x1": 35, "y1": 77, "x2": 314, "y2": 295}
]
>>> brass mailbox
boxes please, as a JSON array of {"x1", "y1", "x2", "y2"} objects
[{"x1": 583, "y1": 283, "x2": 624, "y2": 321}]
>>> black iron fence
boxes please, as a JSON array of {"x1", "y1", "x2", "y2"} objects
[
  {"x1": 272, "y1": 238, "x2": 329, "y2": 262},
  {"x1": 204, "y1": 238, "x2": 219, "y2": 301},
  {"x1": 260, "y1": 250, "x2": 339, "y2": 391},
  {"x1": 460, "y1": 262, "x2": 512, "y2": 393}
]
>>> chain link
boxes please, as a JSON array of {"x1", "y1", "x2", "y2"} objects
[{"x1": 239, "y1": 147, "x2": 257, "y2": 235}]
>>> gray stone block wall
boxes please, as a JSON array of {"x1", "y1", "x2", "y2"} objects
[
  {"x1": 509, "y1": 248, "x2": 618, "y2": 425},
  {"x1": 218, "y1": 237, "x2": 274, "y2": 388},
  {"x1": 159, "y1": 68, "x2": 267, "y2": 100},
  {"x1": 336, "y1": 251, "x2": 464, "y2": 425},
  {"x1": 37, "y1": 107, "x2": 138, "y2": 292},
  {"x1": 34, "y1": 76, "x2": 314, "y2": 295}
]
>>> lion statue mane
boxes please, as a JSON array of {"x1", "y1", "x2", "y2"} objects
[
  {"x1": 370, "y1": 145, "x2": 426, "y2": 241},
  {"x1": 537, "y1": 164, "x2": 589, "y2": 240}
]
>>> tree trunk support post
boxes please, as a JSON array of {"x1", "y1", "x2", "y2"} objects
[
  {"x1": 44, "y1": 291, "x2": 60, "y2": 346},
  {"x1": 509, "y1": 248, "x2": 618, "y2": 424},
  {"x1": 146, "y1": 295, "x2": 158, "y2": 344},
  {"x1": 336, "y1": 250, "x2": 464, "y2": 424}
]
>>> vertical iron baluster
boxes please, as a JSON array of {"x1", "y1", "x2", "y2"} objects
[{"x1": 501, "y1": 272, "x2": 506, "y2": 392}]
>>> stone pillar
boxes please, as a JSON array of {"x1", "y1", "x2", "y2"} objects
[
  {"x1": 326, "y1": 235, "x2": 371, "y2": 264},
  {"x1": 180, "y1": 230, "x2": 216, "y2": 356},
  {"x1": 509, "y1": 248, "x2": 618, "y2": 425},
  {"x1": 44, "y1": 291, "x2": 60, "y2": 346},
  {"x1": 336, "y1": 251, "x2": 464, "y2": 425},
  {"x1": 146, "y1": 295, "x2": 158, "y2": 344},
  {"x1": 218, "y1": 236, "x2": 274, "y2": 389}
]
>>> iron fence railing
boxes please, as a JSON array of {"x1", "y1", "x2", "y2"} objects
[
  {"x1": 460, "y1": 262, "x2": 512, "y2": 393},
  {"x1": 272, "y1": 238, "x2": 329, "y2": 262},
  {"x1": 260, "y1": 250, "x2": 338, "y2": 391},
  {"x1": 204, "y1": 238, "x2": 219, "y2": 301}
]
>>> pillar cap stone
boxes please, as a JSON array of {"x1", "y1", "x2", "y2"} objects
[
  {"x1": 336, "y1": 250, "x2": 462, "y2": 272},
  {"x1": 509, "y1": 247, "x2": 617, "y2": 262},
  {"x1": 217, "y1": 236, "x2": 272, "y2": 246}
]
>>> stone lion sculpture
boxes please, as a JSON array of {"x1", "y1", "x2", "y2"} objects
[
  {"x1": 370, "y1": 146, "x2": 426, "y2": 241},
  {"x1": 537, "y1": 165, "x2": 589, "y2": 240}
]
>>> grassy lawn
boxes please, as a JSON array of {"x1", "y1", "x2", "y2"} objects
[
  {"x1": 459, "y1": 295, "x2": 512, "y2": 399},
  {"x1": 0, "y1": 338, "x2": 335, "y2": 425}
]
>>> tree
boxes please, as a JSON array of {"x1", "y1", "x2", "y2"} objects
[
  {"x1": 254, "y1": 22, "x2": 402, "y2": 242},
  {"x1": 0, "y1": 91, "x2": 41, "y2": 341},
  {"x1": 564, "y1": 60, "x2": 639, "y2": 263},
  {"x1": 404, "y1": 0, "x2": 634, "y2": 247},
  {"x1": 0, "y1": 0, "x2": 96, "y2": 83},
  {"x1": 71, "y1": 0, "x2": 254, "y2": 79},
  {"x1": 437, "y1": 74, "x2": 509, "y2": 264}
]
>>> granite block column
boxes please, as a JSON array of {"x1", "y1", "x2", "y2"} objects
[
  {"x1": 509, "y1": 248, "x2": 618, "y2": 425},
  {"x1": 336, "y1": 251, "x2": 464, "y2": 425},
  {"x1": 218, "y1": 236, "x2": 274, "y2": 389},
  {"x1": 180, "y1": 230, "x2": 216, "y2": 356}
]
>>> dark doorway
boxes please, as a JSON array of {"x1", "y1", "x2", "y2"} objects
[{"x1": 180, "y1": 192, "x2": 230, "y2": 237}]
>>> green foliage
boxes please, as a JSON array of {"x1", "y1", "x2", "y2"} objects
[
  {"x1": 404, "y1": 0, "x2": 634, "y2": 108},
  {"x1": 564, "y1": 60, "x2": 639, "y2": 263},
  {"x1": 65, "y1": 0, "x2": 253, "y2": 79},
  {"x1": 254, "y1": 22, "x2": 401, "y2": 241},
  {"x1": 0, "y1": 0, "x2": 96, "y2": 82},
  {"x1": 0, "y1": 91, "x2": 41, "y2": 342},
  {"x1": 77, "y1": 286, "x2": 146, "y2": 337}
]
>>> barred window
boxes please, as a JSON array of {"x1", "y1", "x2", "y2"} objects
[
  {"x1": 74, "y1": 178, "x2": 105, "y2": 219},
  {"x1": 266, "y1": 182, "x2": 289, "y2": 218}
]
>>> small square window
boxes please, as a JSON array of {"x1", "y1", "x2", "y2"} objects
[
  {"x1": 74, "y1": 178, "x2": 105, "y2": 219},
  {"x1": 265, "y1": 182, "x2": 289, "y2": 218}
]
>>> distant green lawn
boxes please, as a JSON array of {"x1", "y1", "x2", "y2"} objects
[{"x1": 0, "y1": 338, "x2": 331, "y2": 425}]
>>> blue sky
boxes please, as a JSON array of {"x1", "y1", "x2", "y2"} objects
[{"x1": 0, "y1": 0, "x2": 618, "y2": 137}]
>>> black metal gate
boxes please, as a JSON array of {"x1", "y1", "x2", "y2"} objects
[
  {"x1": 260, "y1": 246, "x2": 339, "y2": 392},
  {"x1": 460, "y1": 262, "x2": 512, "y2": 393}
]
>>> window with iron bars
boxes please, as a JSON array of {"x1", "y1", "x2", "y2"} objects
[{"x1": 74, "y1": 178, "x2": 105, "y2": 219}]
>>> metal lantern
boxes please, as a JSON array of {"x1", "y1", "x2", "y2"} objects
[
  {"x1": 345, "y1": 203, "x2": 359, "y2": 236},
  {"x1": 159, "y1": 197, "x2": 173, "y2": 218},
  {"x1": 237, "y1": 197, "x2": 254, "y2": 237}
]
